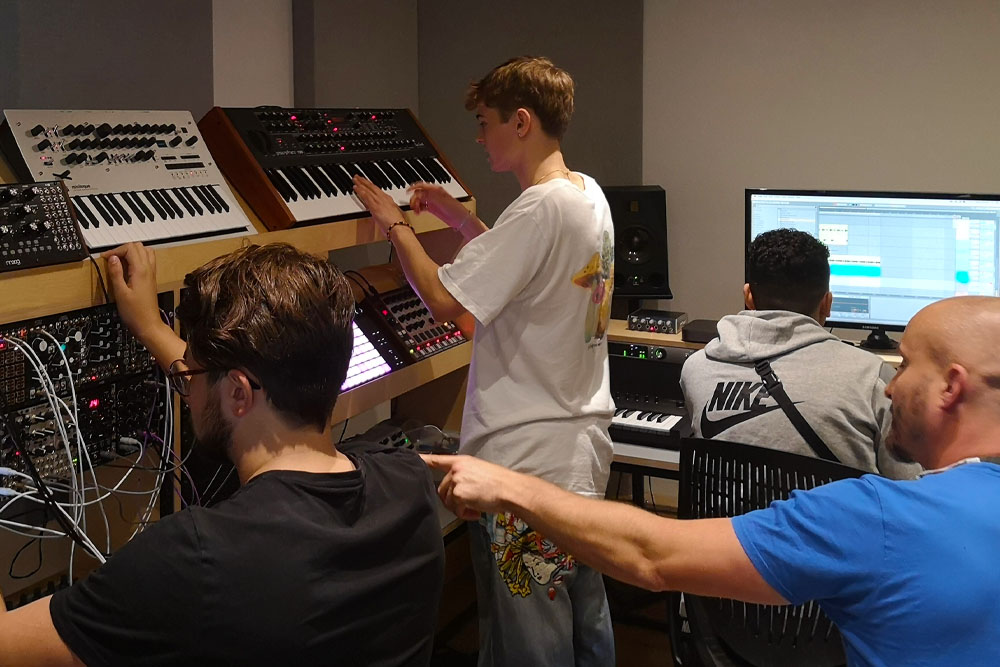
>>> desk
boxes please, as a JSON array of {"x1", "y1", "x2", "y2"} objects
[
  {"x1": 606, "y1": 319, "x2": 903, "y2": 367},
  {"x1": 611, "y1": 442, "x2": 680, "y2": 510}
]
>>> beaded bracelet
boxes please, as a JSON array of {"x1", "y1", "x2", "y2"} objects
[{"x1": 386, "y1": 220, "x2": 414, "y2": 240}]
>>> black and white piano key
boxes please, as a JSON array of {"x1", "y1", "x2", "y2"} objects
[
  {"x1": 612, "y1": 409, "x2": 683, "y2": 434},
  {"x1": 267, "y1": 155, "x2": 468, "y2": 224},
  {"x1": 70, "y1": 185, "x2": 252, "y2": 252}
]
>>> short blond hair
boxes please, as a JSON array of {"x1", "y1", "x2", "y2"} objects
[{"x1": 465, "y1": 56, "x2": 575, "y2": 140}]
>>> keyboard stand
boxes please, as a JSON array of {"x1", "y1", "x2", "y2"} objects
[{"x1": 611, "y1": 441, "x2": 680, "y2": 510}]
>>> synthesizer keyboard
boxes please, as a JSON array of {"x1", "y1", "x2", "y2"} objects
[
  {"x1": 610, "y1": 407, "x2": 686, "y2": 450},
  {"x1": 199, "y1": 106, "x2": 471, "y2": 230},
  {"x1": 0, "y1": 110, "x2": 256, "y2": 252},
  {"x1": 608, "y1": 341, "x2": 695, "y2": 449}
]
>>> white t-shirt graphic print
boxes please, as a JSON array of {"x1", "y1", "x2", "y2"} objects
[{"x1": 439, "y1": 173, "x2": 615, "y2": 498}]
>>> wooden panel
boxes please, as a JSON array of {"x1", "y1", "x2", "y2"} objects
[
  {"x1": 198, "y1": 106, "x2": 296, "y2": 230},
  {"x1": 394, "y1": 365, "x2": 468, "y2": 433}
]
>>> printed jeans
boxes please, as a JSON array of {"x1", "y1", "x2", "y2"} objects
[{"x1": 469, "y1": 512, "x2": 615, "y2": 667}]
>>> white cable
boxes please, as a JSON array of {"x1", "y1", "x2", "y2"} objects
[
  {"x1": 39, "y1": 330, "x2": 89, "y2": 530},
  {"x1": 0, "y1": 520, "x2": 71, "y2": 538},
  {"x1": 1, "y1": 327, "x2": 173, "y2": 561},
  {"x1": 5, "y1": 337, "x2": 105, "y2": 562}
]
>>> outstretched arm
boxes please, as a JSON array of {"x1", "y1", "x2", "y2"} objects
[
  {"x1": 425, "y1": 455, "x2": 787, "y2": 604},
  {"x1": 352, "y1": 176, "x2": 467, "y2": 322}
]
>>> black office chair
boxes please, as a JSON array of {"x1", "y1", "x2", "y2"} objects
[{"x1": 668, "y1": 437, "x2": 866, "y2": 667}]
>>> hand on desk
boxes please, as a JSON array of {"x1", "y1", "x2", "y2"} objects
[{"x1": 421, "y1": 454, "x2": 516, "y2": 521}]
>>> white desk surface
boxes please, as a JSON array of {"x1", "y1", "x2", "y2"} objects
[{"x1": 612, "y1": 442, "x2": 680, "y2": 472}]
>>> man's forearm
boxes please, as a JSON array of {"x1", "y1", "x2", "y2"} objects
[
  {"x1": 389, "y1": 225, "x2": 465, "y2": 322},
  {"x1": 457, "y1": 212, "x2": 488, "y2": 243},
  {"x1": 137, "y1": 322, "x2": 187, "y2": 373},
  {"x1": 496, "y1": 470, "x2": 785, "y2": 603},
  {"x1": 501, "y1": 472, "x2": 681, "y2": 591}
]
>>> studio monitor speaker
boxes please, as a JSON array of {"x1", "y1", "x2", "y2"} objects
[{"x1": 602, "y1": 185, "x2": 672, "y2": 298}]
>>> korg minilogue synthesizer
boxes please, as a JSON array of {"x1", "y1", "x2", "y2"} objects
[
  {"x1": 199, "y1": 106, "x2": 470, "y2": 231},
  {"x1": 0, "y1": 110, "x2": 256, "y2": 252}
]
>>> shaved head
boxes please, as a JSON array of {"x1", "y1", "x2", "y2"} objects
[
  {"x1": 886, "y1": 296, "x2": 1000, "y2": 468},
  {"x1": 909, "y1": 297, "x2": 1000, "y2": 394}
]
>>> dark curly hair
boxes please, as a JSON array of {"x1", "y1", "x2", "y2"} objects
[
  {"x1": 465, "y1": 56, "x2": 575, "y2": 140},
  {"x1": 746, "y1": 229, "x2": 830, "y2": 315},
  {"x1": 177, "y1": 243, "x2": 354, "y2": 432}
]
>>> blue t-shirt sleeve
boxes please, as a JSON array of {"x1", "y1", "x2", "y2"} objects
[{"x1": 731, "y1": 477, "x2": 886, "y2": 606}]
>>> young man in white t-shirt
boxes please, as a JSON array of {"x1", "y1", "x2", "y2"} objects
[{"x1": 352, "y1": 56, "x2": 616, "y2": 666}]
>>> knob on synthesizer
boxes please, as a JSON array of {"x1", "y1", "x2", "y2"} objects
[
  {"x1": 0, "y1": 110, "x2": 257, "y2": 252},
  {"x1": 0, "y1": 181, "x2": 87, "y2": 273},
  {"x1": 199, "y1": 106, "x2": 471, "y2": 231}
]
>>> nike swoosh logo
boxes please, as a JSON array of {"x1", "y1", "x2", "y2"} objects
[{"x1": 699, "y1": 404, "x2": 784, "y2": 438}]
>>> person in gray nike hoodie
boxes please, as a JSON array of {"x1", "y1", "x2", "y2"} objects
[{"x1": 680, "y1": 229, "x2": 920, "y2": 479}]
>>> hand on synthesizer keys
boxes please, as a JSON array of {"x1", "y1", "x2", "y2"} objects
[{"x1": 352, "y1": 175, "x2": 406, "y2": 236}]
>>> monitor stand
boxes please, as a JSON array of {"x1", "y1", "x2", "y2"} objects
[{"x1": 859, "y1": 327, "x2": 899, "y2": 351}]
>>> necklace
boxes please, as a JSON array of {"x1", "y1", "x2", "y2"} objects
[{"x1": 532, "y1": 167, "x2": 571, "y2": 186}]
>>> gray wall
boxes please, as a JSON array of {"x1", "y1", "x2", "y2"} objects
[
  {"x1": 418, "y1": 0, "x2": 644, "y2": 224},
  {"x1": 293, "y1": 0, "x2": 419, "y2": 110},
  {"x1": 644, "y1": 0, "x2": 1000, "y2": 321},
  {"x1": 214, "y1": 0, "x2": 294, "y2": 107},
  {"x1": 0, "y1": 0, "x2": 213, "y2": 116}
]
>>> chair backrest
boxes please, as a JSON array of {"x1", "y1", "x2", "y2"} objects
[{"x1": 677, "y1": 437, "x2": 867, "y2": 667}]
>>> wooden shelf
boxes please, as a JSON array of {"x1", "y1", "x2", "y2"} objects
[
  {"x1": 606, "y1": 319, "x2": 703, "y2": 349},
  {"x1": 0, "y1": 207, "x2": 463, "y2": 323}
]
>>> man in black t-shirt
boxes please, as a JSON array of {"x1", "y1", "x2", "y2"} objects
[{"x1": 0, "y1": 242, "x2": 444, "y2": 666}]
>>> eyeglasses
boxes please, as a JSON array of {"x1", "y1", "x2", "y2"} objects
[{"x1": 166, "y1": 359, "x2": 262, "y2": 397}]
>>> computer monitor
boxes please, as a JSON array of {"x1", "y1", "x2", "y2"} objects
[{"x1": 746, "y1": 189, "x2": 1000, "y2": 349}]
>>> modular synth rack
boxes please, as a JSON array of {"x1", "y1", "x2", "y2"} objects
[
  {"x1": 199, "y1": 106, "x2": 470, "y2": 230},
  {"x1": 0, "y1": 110, "x2": 256, "y2": 253},
  {"x1": 0, "y1": 298, "x2": 171, "y2": 498},
  {"x1": 0, "y1": 181, "x2": 87, "y2": 272}
]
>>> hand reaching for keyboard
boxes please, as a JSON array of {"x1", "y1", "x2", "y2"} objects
[{"x1": 352, "y1": 175, "x2": 405, "y2": 235}]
